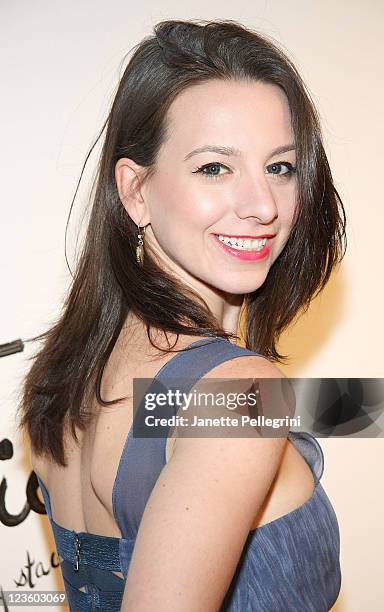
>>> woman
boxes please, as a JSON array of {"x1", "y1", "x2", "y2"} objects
[{"x1": 18, "y1": 18, "x2": 346, "y2": 611}]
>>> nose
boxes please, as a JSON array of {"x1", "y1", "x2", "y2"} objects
[{"x1": 234, "y1": 172, "x2": 278, "y2": 225}]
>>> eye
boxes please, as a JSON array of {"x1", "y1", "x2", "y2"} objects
[
  {"x1": 266, "y1": 161, "x2": 297, "y2": 179},
  {"x1": 192, "y1": 160, "x2": 297, "y2": 181},
  {"x1": 192, "y1": 162, "x2": 229, "y2": 180}
]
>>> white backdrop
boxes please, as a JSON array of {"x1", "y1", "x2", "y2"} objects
[{"x1": 1, "y1": 1, "x2": 383, "y2": 610}]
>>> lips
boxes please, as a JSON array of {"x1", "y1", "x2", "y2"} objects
[{"x1": 212, "y1": 234, "x2": 273, "y2": 261}]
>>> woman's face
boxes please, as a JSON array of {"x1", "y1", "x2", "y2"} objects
[{"x1": 135, "y1": 79, "x2": 297, "y2": 301}]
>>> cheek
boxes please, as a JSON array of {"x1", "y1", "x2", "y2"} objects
[
  {"x1": 277, "y1": 184, "x2": 297, "y2": 229},
  {"x1": 279, "y1": 206, "x2": 296, "y2": 231},
  {"x1": 149, "y1": 176, "x2": 221, "y2": 235}
]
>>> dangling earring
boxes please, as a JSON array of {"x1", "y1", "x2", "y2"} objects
[{"x1": 136, "y1": 223, "x2": 146, "y2": 266}]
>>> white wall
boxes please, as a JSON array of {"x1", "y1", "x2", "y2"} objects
[{"x1": 1, "y1": 1, "x2": 383, "y2": 610}]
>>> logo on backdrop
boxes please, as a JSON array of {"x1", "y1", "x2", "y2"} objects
[{"x1": 0, "y1": 438, "x2": 45, "y2": 528}]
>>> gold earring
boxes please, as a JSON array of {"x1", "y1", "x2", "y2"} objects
[{"x1": 136, "y1": 224, "x2": 146, "y2": 266}]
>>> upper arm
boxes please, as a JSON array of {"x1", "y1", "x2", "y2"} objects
[{"x1": 121, "y1": 355, "x2": 288, "y2": 612}]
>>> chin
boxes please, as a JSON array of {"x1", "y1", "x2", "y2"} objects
[{"x1": 211, "y1": 277, "x2": 269, "y2": 296}]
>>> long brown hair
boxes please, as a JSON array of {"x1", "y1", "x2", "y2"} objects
[{"x1": 17, "y1": 18, "x2": 347, "y2": 466}]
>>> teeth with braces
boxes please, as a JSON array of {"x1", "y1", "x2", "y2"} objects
[{"x1": 217, "y1": 235, "x2": 268, "y2": 251}]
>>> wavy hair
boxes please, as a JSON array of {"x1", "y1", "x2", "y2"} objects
[{"x1": 18, "y1": 19, "x2": 347, "y2": 466}]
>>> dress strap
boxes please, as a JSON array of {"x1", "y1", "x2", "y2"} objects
[
  {"x1": 288, "y1": 431, "x2": 324, "y2": 481},
  {"x1": 113, "y1": 337, "x2": 262, "y2": 540},
  {"x1": 36, "y1": 475, "x2": 53, "y2": 520}
]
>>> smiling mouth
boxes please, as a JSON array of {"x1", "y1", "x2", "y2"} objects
[{"x1": 213, "y1": 233, "x2": 274, "y2": 251}]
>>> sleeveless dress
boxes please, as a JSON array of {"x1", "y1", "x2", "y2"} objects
[{"x1": 36, "y1": 336, "x2": 341, "y2": 611}]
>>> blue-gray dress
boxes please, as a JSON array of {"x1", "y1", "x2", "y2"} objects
[{"x1": 36, "y1": 336, "x2": 341, "y2": 611}]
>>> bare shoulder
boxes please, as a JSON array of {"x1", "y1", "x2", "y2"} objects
[{"x1": 171, "y1": 349, "x2": 288, "y2": 471}]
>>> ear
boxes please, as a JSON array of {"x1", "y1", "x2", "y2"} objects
[{"x1": 115, "y1": 158, "x2": 151, "y2": 227}]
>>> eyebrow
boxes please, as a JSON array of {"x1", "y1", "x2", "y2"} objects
[{"x1": 183, "y1": 143, "x2": 296, "y2": 161}]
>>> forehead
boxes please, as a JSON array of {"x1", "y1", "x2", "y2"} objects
[{"x1": 162, "y1": 79, "x2": 294, "y2": 155}]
